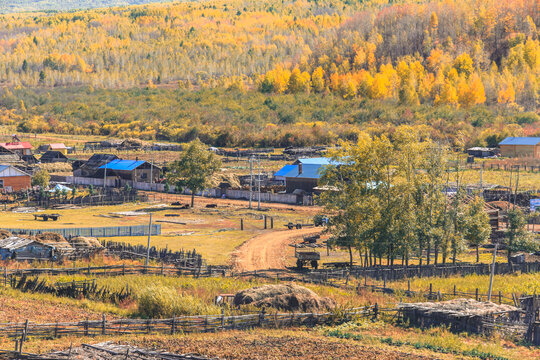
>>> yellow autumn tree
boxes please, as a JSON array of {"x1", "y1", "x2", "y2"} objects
[{"x1": 311, "y1": 66, "x2": 325, "y2": 93}]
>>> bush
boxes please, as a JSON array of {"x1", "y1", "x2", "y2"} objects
[{"x1": 137, "y1": 285, "x2": 215, "y2": 318}]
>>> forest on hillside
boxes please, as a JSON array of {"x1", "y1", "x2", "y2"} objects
[
  {"x1": 0, "y1": 0, "x2": 173, "y2": 13},
  {"x1": 0, "y1": 0, "x2": 538, "y2": 147}
]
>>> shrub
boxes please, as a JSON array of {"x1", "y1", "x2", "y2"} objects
[{"x1": 137, "y1": 285, "x2": 215, "y2": 318}]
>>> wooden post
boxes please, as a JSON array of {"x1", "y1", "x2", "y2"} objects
[
  {"x1": 498, "y1": 291, "x2": 502, "y2": 304},
  {"x1": 102, "y1": 314, "x2": 106, "y2": 335},
  {"x1": 407, "y1": 280, "x2": 410, "y2": 293},
  {"x1": 271, "y1": 217, "x2": 273, "y2": 229},
  {"x1": 240, "y1": 218, "x2": 244, "y2": 231},
  {"x1": 475, "y1": 288, "x2": 479, "y2": 301},
  {"x1": 264, "y1": 215, "x2": 267, "y2": 229},
  {"x1": 221, "y1": 309, "x2": 225, "y2": 329},
  {"x1": 453, "y1": 285, "x2": 456, "y2": 297},
  {"x1": 171, "y1": 313, "x2": 176, "y2": 335},
  {"x1": 429, "y1": 283, "x2": 432, "y2": 298}
]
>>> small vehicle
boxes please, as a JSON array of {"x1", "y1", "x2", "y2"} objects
[
  {"x1": 33, "y1": 213, "x2": 61, "y2": 221},
  {"x1": 295, "y1": 249, "x2": 320, "y2": 269}
]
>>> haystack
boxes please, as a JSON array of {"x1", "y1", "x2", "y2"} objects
[
  {"x1": 34, "y1": 232, "x2": 72, "y2": 249},
  {"x1": 68, "y1": 236, "x2": 104, "y2": 249},
  {"x1": 0, "y1": 229, "x2": 12, "y2": 239},
  {"x1": 233, "y1": 284, "x2": 335, "y2": 312}
]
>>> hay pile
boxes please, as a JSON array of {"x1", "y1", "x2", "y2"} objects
[
  {"x1": 210, "y1": 172, "x2": 241, "y2": 188},
  {"x1": 0, "y1": 230, "x2": 12, "y2": 239},
  {"x1": 233, "y1": 284, "x2": 336, "y2": 312},
  {"x1": 33, "y1": 232, "x2": 72, "y2": 249},
  {"x1": 68, "y1": 236, "x2": 103, "y2": 249},
  {"x1": 399, "y1": 298, "x2": 520, "y2": 316}
]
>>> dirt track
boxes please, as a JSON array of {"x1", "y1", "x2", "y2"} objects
[{"x1": 232, "y1": 227, "x2": 323, "y2": 272}]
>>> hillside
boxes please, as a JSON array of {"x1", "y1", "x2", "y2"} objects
[
  {"x1": 0, "y1": 0, "x2": 538, "y2": 147},
  {"x1": 0, "y1": 0, "x2": 174, "y2": 13}
]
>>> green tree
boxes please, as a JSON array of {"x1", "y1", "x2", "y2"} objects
[
  {"x1": 32, "y1": 169, "x2": 50, "y2": 189},
  {"x1": 166, "y1": 140, "x2": 221, "y2": 207},
  {"x1": 506, "y1": 208, "x2": 533, "y2": 263},
  {"x1": 463, "y1": 196, "x2": 491, "y2": 262}
]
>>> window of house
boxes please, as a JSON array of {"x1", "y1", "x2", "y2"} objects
[{"x1": 0, "y1": 179, "x2": 4, "y2": 189}]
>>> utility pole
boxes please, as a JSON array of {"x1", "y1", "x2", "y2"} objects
[
  {"x1": 150, "y1": 158, "x2": 154, "y2": 186},
  {"x1": 145, "y1": 213, "x2": 153, "y2": 267},
  {"x1": 249, "y1": 157, "x2": 253, "y2": 209},
  {"x1": 487, "y1": 244, "x2": 498, "y2": 301},
  {"x1": 103, "y1": 162, "x2": 107, "y2": 189},
  {"x1": 257, "y1": 156, "x2": 261, "y2": 210}
]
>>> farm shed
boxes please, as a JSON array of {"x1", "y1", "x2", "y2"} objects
[
  {"x1": 0, "y1": 146, "x2": 20, "y2": 163},
  {"x1": 74, "y1": 153, "x2": 119, "y2": 177},
  {"x1": 0, "y1": 141, "x2": 32, "y2": 156},
  {"x1": 0, "y1": 165, "x2": 31, "y2": 192},
  {"x1": 99, "y1": 159, "x2": 161, "y2": 183},
  {"x1": 0, "y1": 237, "x2": 55, "y2": 260},
  {"x1": 40, "y1": 150, "x2": 68, "y2": 163},
  {"x1": 498, "y1": 137, "x2": 540, "y2": 158},
  {"x1": 47, "y1": 143, "x2": 68, "y2": 154},
  {"x1": 467, "y1": 147, "x2": 498, "y2": 158}
]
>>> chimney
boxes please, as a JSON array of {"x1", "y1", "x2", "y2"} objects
[{"x1": 298, "y1": 163, "x2": 303, "y2": 175}]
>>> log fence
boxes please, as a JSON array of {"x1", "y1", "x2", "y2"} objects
[{"x1": 0, "y1": 306, "x2": 376, "y2": 340}]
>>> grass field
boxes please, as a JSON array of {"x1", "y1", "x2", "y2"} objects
[{"x1": 0, "y1": 202, "x2": 313, "y2": 265}]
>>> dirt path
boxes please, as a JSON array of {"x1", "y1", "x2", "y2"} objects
[{"x1": 232, "y1": 227, "x2": 323, "y2": 272}]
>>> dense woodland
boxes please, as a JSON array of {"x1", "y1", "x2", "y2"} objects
[{"x1": 0, "y1": 0, "x2": 538, "y2": 147}]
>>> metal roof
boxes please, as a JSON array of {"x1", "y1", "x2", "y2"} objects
[
  {"x1": 0, "y1": 165, "x2": 30, "y2": 177},
  {"x1": 0, "y1": 237, "x2": 54, "y2": 251},
  {"x1": 99, "y1": 159, "x2": 146, "y2": 171},
  {"x1": 499, "y1": 137, "x2": 540, "y2": 146},
  {"x1": 0, "y1": 142, "x2": 32, "y2": 150},
  {"x1": 285, "y1": 164, "x2": 326, "y2": 179},
  {"x1": 274, "y1": 164, "x2": 297, "y2": 177},
  {"x1": 294, "y1": 157, "x2": 332, "y2": 165},
  {"x1": 48, "y1": 143, "x2": 67, "y2": 149}
]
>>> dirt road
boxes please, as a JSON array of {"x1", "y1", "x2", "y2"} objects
[{"x1": 232, "y1": 227, "x2": 323, "y2": 272}]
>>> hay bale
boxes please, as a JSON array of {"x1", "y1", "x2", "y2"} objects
[
  {"x1": 68, "y1": 236, "x2": 104, "y2": 249},
  {"x1": 0, "y1": 229, "x2": 12, "y2": 239},
  {"x1": 233, "y1": 284, "x2": 335, "y2": 312},
  {"x1": 399, "y1": 298, "x2": 520, "y2": 317},
  {"x1": 34, "y1": 232, "x2": 72, "y2": 249}
]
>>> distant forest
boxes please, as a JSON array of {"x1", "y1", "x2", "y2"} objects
[
  {"x1": 0, "y1": 0, "x2": 538, "y2": 147},
  {"x1": 1, "y1": 0, "x2": 174, "y2": 13}
]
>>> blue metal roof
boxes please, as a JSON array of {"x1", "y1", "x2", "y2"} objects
[
  {"x1": 274, "y1": 164, "x2": 297, "y2": 177},
  {"x1": 295, "y1": 157, "x2": 332, "y2": 165},
  {"x1": 285, "y1": 164, "x2": 327, "y2": 179},
  {"x1": 0, "y1": 165, "x2": 9, "y2": 172},
  {"x1": 99, "y1": 159, "x2": 146, "y2": 171},
  {"x1": 499, "y1": 137, "x2": 540, "y2": 146}
]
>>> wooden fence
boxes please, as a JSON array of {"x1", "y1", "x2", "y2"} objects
[
  {"x1": 0, "y1": 307, "x2": 375, "y2": 340},
  {"x1": 2, "y1": 224, "x2": 162, "y2": 238}
]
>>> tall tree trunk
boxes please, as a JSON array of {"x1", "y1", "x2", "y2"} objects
[
  {"x1": 476, "y1": 245, "x2": 480, "y2": 263},
  {"x1": 348, "y1": 246, "x2": 353, "y2": 267},
  {"x1": 191, "y1": 192, "x2": 195, "y2": 208}
]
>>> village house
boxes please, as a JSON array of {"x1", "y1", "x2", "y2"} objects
[
  {"x1": 73, "y1": 153, "x2": 119, "y2": 177},
  {"x1": 0, "y1": 146, "x2": 21, "y2": 163},
  {"x1": 275, "y1": 158, "x2": 335, "y2": 194},
  {"x1": 498, "y1": 137, "x2": 540, "y2": 158},
  {"x1": 39, "y1": 143, "x2": 68, "y2": 155},
  {"x1": 98, "y1": 159, "x2": 161, "y2": 183},
  {"x1": 40, "y1": 150, "x2": 68, "y2": 163},
  {"x1": 0, "y1": 165, "x2": 31, "y2": 192},
  {"x1": 0, "y1": 237, "x2": 55, "y2": 260},
  {"x1": 0, "y1": 142, "x2": 33, "y2": 156}
]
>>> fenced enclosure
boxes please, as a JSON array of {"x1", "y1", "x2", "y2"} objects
[
  {"x1": 1, "y1": 224, "x2": 161, "y2": 238},
  {"x1": 102, "y1": 240, "x2": 204, "y2": 268}
]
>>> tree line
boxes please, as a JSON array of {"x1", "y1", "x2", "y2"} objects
[{"x1": 318, "y1": 126, "x2": 537, "y2": 267}]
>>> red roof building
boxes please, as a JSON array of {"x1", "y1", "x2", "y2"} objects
[{"x1": 0, "y1": 142, "x2": 32, "y2": 156}]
